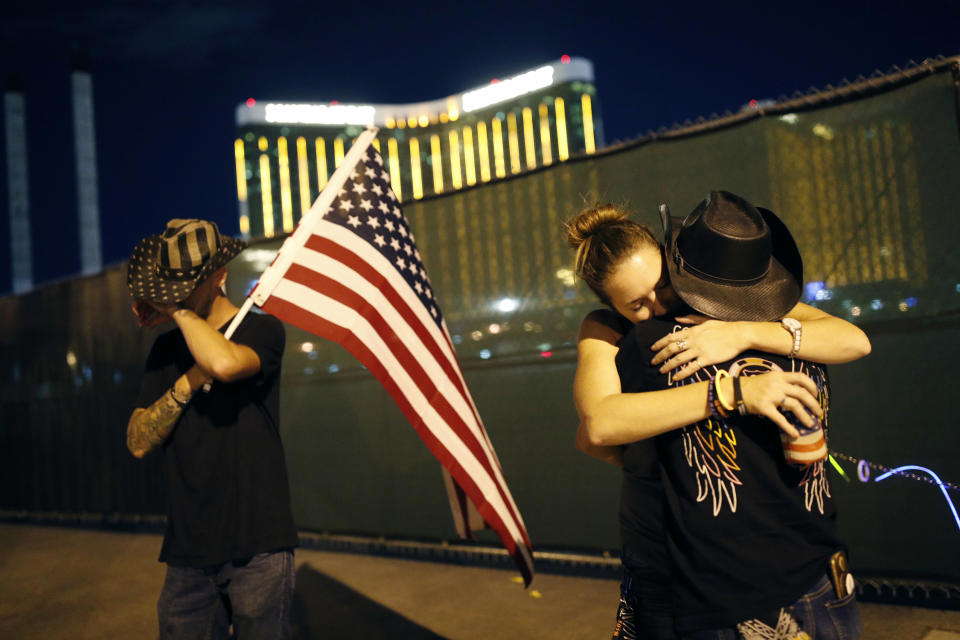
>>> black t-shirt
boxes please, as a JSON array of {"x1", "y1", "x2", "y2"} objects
[
  {"x1": 616, "y1": 316, "x2": 844, "y2": 632},
  {"x1": 589, "y1": 310, "x2": 669, "y2": 579},
  {"x1": 135, "y1": 311, "x2": 299, "y2": 567}
]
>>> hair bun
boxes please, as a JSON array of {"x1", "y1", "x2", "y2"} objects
[{"x1": 564, "y1": 205, "x2": 629, "y2": 249}]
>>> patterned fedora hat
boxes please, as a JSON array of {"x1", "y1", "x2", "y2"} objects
[
  {"x1": 127, "y1": 219, "x2": 246, "y2": 304},
  {"x1": 661, "y1": 191, "x2": 803, "y2": 322}
]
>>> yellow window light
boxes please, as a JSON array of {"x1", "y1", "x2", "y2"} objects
[
  {"x1": 372, "y1": 138, "x2": 381, "y2": 152},
  {"x1": 439, "y1": 113, "x2": 449, "y2": 124},
  {"x1": 449, "y1": 130, "x2": 462, "y2": 190},
  {"x1": 315, "y1": 137, "x2": 328, "y2": 190},
  {"x1": 430, "y1": 134, "x2": 444, "y2": 193},
  {"x1": 258, "y1": 136, "x2": 268, "y2": 152},
  {"x1": 555, "y1": 97, "x2": 569, "y2": 161},
  {"x1": 277, "y1": 137, "x2": 294, "y2": 232},
  {"x1": 477, "y1": 121, "x2": 491, "y2": 182},
  {"x1": 407, "y1": 116, "x2": 417, "y2": 128},
  {"x1": 296, "y1": 136, "x2": 311, "y2": 215},
  {"x1": 387, "y1": 138, "x2": 402, "y2": 200},
  {"x1": 259, "y1": 154, "x2": 274, "y2": 237},
  {"x1": 462, "y1": 126, "x2": 477, "y2": 186},
  {"x1": 418, "y1": 114, "x2": 429, "y2": 128},
  {"x1": 234, "y1": 139, "x2": 247, "y2": 201},
  {"x1": 446, "y1": 98, "x2": 459, "y2": 122},
  {"x1": 239, "y1": 214, "x2": 250, "y2": 235},
  {"x1": 385, "y1": 116, "x2": 396, "y2": 129},
  {"x1": 522, "y1": 107, "x2": 536, "y2": 169},
  {"x1": 539, "y1": 103, "x2": 553, "y2": 165},
  {"x1": 492, "y1": 117, "x2": 506, "y2": 178},
  {"x1": 506, "y1": 112, "x2": 521, "y2": 174},
  {"x1": 582, "y1": 94, "x2": 596, "y2": 154},
  {"x1": 409, "y1": 137, "x2": 423, "y2": 200},
  {"x1": 397, "y1": 118, "x2": 407, "y2": 129},
  {"x1": 333, "y1": 137, "x2": 345, "y2": 168}
]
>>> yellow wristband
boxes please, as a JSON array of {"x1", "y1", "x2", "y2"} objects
[{"x1": 714, "y1": 370, "x2": 736, "y2": 412}]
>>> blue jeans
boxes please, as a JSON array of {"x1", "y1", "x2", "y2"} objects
[
  {"x1": 681, "y1": 575, "x2": 861, "y2": 640},
  {"x1": 157, "y1": 550, "x2": 295, "y2": 640}
]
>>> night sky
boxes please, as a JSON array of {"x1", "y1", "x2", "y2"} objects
[{"x1": 0, "y1": 0, "x2": 957, "y2": 294}]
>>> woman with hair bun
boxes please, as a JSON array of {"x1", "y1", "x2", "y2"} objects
[{"x1": 567, "y1": 194, "x2": 870, "y2": 639}]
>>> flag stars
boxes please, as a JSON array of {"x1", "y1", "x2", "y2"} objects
[
  {"x1": 383, "y1": 219, "x2": 395, "y2": 232},
  {"x1": 366, "y1": 216, "x2": 381, "y2": 230},
  {"x1": 365, "y1": 167, "x2": 377, "y2": 178},
  {"x1": 359, "y1": 199, "x2": 373, "y2": 211},
  {"x1": 378, "y1": 201, "x2": 390, "y2": 214},
  {"x1": 371, "y1": 184, "x2": 383, "y2": 196},
  {"x1": 403, "y1": 243, "x2": 413, "y2": 256},
  {"x1": 389, "y1": 238, "x2": 401, "y2": 251},
  {"x1": 414, "y1": 281, "x2": 423, "y2": 294},
  {"x1": 395, "y1": 256, "x2": 406, "y2": 270},
  {"x1": 430, "y1": 306, "x2": 438, "y2": 318},
  {"x1": 346, "y1": 215, "x2": 361, "y2": 228},
  {"x1": 352, "y1": 181, "x2": 367, "y2": 195},
  {"x1": 398, "y1": 226, "x2": 408, "y2": 238},
  {"x1": 339, "y1": 199, "x2": 353, "y2": 212},
  {"x1": 373, "y1": 234, "x2": 386, "y2": 248}
]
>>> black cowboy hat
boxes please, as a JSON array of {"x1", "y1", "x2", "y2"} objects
[
  {"x1": 660, "y1": 190, "x2": 803, "y2": 322},
  {"x1": 127, "y1": 219, "x2": 246, "y2": 304}
]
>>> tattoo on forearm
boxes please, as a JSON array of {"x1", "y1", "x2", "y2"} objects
[{"x1": 127, "y1": 390, "x2": 183, "y2": 455}]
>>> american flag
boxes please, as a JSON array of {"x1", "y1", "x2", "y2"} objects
[{"x1": 244, "y1": 129, "x2": 534, "y2": 584}]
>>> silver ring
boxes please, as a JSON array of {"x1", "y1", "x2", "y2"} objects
[{"x1": 676, "y1": 339, "x2": 688, "y2": 351}]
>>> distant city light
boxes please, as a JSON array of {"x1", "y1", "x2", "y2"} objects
[
  {"x1": 560, "y1": 55, "x2": 571, "y2": 64},
  {"x1": 264, "y1": 103, "x2": 375, "y2": 126},
  {"x1": 540, "y1": 351, "x2": 553, "y2": 358},
  {"x1": 905, "y1": 296, "x2": 918, "y2": 308},
  {"x1": 497, "y1": 297, "x2": 519, "y2": 313},
  {"x1": 246, "y1": 98, "x2": 256, "y2": 107},
  {"x1": 850, "y1": 306, "x2": 861, "y2": 317},
  {"x1": 328, "y1": 364, "x2": 340, "y2": 374},
  {"x1": 300, "y1": 342, "x2": 314, "y2": 353},
  {"x1": 805, "y1": 281, "x2": 825, "y2": 301},
  {"x1": 812, "y1": 123, "x2": 835, "y2": 140},
  {"x1": 479, "y1": 349, "x2": 491, "y2": 360},
  {"x1": 870, "y1": 299, "x2": 883, "y2": 310},
  {"x1": 462, "y1": 66, "x2": 555, "y2": 112},
  {"x1": 488, "y1": 323, "x2": 502, "y2": 334},
  {"x1": 471, "y1": 330, "x2": 483, "y2": 341},
  {"x1": 780, "y1": 113, "x2": 799, "y2": 124}
]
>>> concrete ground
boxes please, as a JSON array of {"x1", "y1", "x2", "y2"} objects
[{"x1": 0, "y1": 523, "x2": 958, "y2": 639}]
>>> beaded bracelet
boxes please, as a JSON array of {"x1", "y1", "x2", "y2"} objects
[{"x1": 714, "y1": 370, "x2": 736, "y2": 413}]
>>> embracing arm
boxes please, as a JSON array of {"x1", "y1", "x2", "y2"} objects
[
  {"x1": 126, "y1": 364, "x2": 209, "y2": 458},
  {"x1": 574, "y1": 312, "x2": 722, "y2": 448},
  {"x1": 652, "y1": 302, "x2": 871, "y2": 380},
  {"x1": 575, "y1": 312, "x2": 823, "y2": 448}
]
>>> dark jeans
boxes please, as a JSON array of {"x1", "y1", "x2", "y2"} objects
[
  {"x1": 680, "y1": 575, "x2": 861, "y2": 640},
  {"x1": 157, "y1": 550, "x2": 295, "y2": 640}
]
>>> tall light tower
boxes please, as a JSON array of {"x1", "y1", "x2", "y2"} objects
[
  {"x1": 72, "y1": 59, "x2": 102, "y2": 275},
  {"x1": 4, "y1": 75, "x2": 33, "y2": 293}
]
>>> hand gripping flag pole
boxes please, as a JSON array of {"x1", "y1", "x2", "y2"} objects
[{"x1": 221, "y1": 127, "x2": 535, "y2": 585}]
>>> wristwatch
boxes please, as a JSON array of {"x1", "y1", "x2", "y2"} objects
[{"x1": 781, "y1": 317, "x2": 802, "y2": 358}]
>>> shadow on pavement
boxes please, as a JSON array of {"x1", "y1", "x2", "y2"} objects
[{"x1": 291, "y1": 564, "x2": 446, "y2": 639}]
